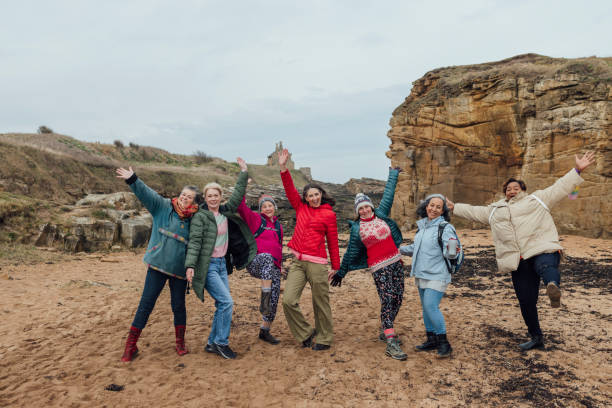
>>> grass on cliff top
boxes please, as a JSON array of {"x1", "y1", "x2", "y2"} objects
[
  {"x1": 430, "y1": 53, "x2": 612, "y2": 86},
  {"x1": 0, "y1": 133, "x2": 308, "y2": 189}
]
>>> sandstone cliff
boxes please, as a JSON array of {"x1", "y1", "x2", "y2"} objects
[{"x1": 387, "y1": 54, "x2": 611, "y2": 238}]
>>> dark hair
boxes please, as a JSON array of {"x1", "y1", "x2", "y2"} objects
[
  {"x1": 502, "y1": 178, "x2": 527, "y2": 194},
  {"x1": 182, "y1": 185, "x2": 204, "y2": 205},
  {"x1": 302, "y1": 183, "x2": 335, "y2": 207},
  {"x1": 416, "y1": 195, "x2": 450, "y2": 222}
]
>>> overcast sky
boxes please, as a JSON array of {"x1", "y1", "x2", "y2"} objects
[{"x1": 1, "y1": 1, "x2": 610, "y2": 182}]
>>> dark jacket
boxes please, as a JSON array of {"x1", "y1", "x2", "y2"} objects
[
  {"x1": 338, "y1": 168, "x2": 402, "y2": 277},
  {"x1": 185, "y1": 171, "x2": 257, "y2": 302}
]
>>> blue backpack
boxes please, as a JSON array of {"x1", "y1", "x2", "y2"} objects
[
  {"x1": 253, "y1": 215, "x2": 282, "y2": 244},
  {"x1": 437, "y1": 222, "x2": 464, "y2": 274}
]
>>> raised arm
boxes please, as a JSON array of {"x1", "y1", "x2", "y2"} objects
[
  {"x1": 237, "y1": 196, "x2": 261, "y2": 233},
  {"x1": 116, "y1": 166, "x2": 166, "y2": 216},
  {"x1": 376, "y1": 167, "x2": 400, "y2": 217},
  {"x1": 223, "y1": 158, "x2": 249, "y2": 213},
  {"x1": 532, "y1": 152, "x2": 593, "y2": 209},
  {"x1": 279, "y1": 149, "x2": 302, "y2": 210}
]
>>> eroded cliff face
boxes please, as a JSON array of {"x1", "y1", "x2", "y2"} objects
[{"x1": 387, "y1": 54, "x2": 611, "y2": 238}]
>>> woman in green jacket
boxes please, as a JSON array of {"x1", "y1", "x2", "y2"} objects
[
  {"x1": 116, "y1": 166, "x2": 201, "y2": 362},
  {"x1": 185, "y1": 157, "x2": 257, "y2": 360},
  {"x1": 330, "y1": 167, "x2": 407, "y2": 360}
]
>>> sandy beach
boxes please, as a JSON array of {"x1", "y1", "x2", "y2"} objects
[{"x1": 0, "y1": 230, "x2": 610, "y2": 407}]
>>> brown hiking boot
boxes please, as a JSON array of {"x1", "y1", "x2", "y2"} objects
[{"x1": 546, "y1": 282, "x2": 561, "y2": 308}]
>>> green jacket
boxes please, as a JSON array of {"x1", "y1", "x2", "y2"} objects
[
  {"x1": 185, "y1": 171, "x2": 257, "y2": 302},
  {"x1": 338, "y1": 168, "x2": 403, "y2": 277}
]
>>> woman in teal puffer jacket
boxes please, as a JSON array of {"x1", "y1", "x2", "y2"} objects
[
  {"x1": 330, "y1": 167, "x2": 407, "y2": 361},
  {"x1": 116, "y1": 166, "x2": 201, "y2": 362},
  {"x1": 400, "y1": 194, "x2": 460, "y2": 358}
]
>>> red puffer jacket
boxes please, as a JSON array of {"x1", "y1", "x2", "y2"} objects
[{"x1": 281, "y1": 170, "x2": 340, "y2": 270}]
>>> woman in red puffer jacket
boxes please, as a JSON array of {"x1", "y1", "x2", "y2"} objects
[{"x1": 278, "y1": 148, "x2": 340, "y2": 351}]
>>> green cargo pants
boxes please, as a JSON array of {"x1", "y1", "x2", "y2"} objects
[{"x1": 282, "y1": 259, "x2": 333, "y2": 345}]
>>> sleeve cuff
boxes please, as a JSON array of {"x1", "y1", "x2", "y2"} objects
[{"x1": 125, "y1": 174, "x2": 138, "y2": 185}]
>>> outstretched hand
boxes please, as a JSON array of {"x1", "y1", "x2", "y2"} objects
[
  {"x1": 446, "y1": 199, "x2": 455, "y2": 211},
  {"x1": 575, "y1": 151, "x2": 595, "y2": 172},
  {"x1": 237, "y1": 157, "x2": 247, "y2": 172},
  {"x1": 116, "y1": 167, "x2": 134, "y2": 180},
  {"x1": 278, "y1": 148, "x2": 290, "y2": 171},
  {"x1": 390, "y1": 166, "x2": 402, "y2": 173}
]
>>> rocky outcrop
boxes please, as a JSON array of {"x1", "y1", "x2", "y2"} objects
[{"x1": 387, "y1": 54, "x2": 611, "y2": 238}]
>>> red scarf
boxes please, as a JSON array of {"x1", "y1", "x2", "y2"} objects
[{"x1": 172, "y1": 198, "x2": 199, "y2": 219}]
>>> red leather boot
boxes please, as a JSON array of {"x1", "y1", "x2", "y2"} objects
[
  {"x1": 175, "y1": 325, "x2": 189, "y2": 356},
  {"x1": 121, "y1": 326, "x2": 141, "y2": 362}
]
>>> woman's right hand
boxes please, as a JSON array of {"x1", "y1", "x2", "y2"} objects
[
  {"x1": 575, "y1": 151, "x2": 595, "y2": 172},
  {"x1": 278, "y1": 148, "x2": 289, "y2": 172},
  {"x1": 116, "y1": 167, "x2": 134, "y2": 180},
  {"x1": 186, "y1": 268, "x2": 194, "y2": 283}
]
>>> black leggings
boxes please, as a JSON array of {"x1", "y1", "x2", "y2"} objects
[
  {"x1": 511, "y1": 252, "x2": 561, "y2": 337},
  {"x1": 371, "y1": 261, "x2": 405, "y2": 330}
]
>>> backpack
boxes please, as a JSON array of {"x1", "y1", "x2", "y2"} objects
[
  {"x1": 253, "y1": 214, "x2": 282, "y2": 245},
  {"x1": 437, "y1": 222, "x2": 464, "y2": 274}
]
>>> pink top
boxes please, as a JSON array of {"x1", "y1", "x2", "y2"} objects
[
  {"x1": 211, "y1": 213, "x2": 229, "y2": 258},
  {"x1": 237, "y1": 197, "x2": 283, "y2": 268}
]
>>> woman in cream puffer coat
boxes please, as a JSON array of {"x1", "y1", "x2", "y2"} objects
[{"x1": 447, "y1": 152, "x2": 595, "y2": 351}]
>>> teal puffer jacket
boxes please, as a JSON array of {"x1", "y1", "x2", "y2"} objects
[
  {"x1": 338, "y1": 168, "x2": 403, "y2": 277},
  {"x1": 127, "y1": 176, "x2": 191, "y2": 279},
  {"x1": 185, "y1": 171, "x2": 257, "y2": 302}
]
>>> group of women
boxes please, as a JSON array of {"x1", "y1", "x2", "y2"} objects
[{"x1": 117, "y1": 149, "x2": 595, "y2": 362}]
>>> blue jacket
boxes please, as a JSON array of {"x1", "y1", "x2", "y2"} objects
[
  {"x1": 338, "y1": 168, "x2": 402, "y2": 277},
  {"x1": 127, "y1": 175, "x2": 190, "y2": 278},
  {"x1": 399, "y1": 216, "x2": 458, "y2": 283}
]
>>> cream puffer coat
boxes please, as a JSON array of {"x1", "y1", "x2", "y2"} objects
[{"x1": 453, "y1": 169, "x2": 583, "y2": 273}]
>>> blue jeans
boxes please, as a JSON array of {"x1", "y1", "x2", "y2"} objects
[
  {"x1": 205, "y1": 258, "x2": 234, "y2": 346},
  {"x1": 418, "y1": 288, "x2": 446, "y2": 335},
  {"x1": 511, "y1": 252, "x2": 561, "y2": 336},
  {"x1": 132, "y1": 267, "x2": 187, "y2": 329}
]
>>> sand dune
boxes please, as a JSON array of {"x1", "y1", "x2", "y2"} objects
[{"x1": 0, "y1": 230, "x2": 610, "y2": 407}]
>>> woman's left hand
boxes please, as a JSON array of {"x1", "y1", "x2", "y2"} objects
[
  {"x1": 237, "y1": 157, "x2": 247, "y2": 172},
  {"x1": 575, "y1": 151, "x2": 595, "y2": 172}
]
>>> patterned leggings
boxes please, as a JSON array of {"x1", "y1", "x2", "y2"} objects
[
  {"x1": 371, "y1": 260, "x2": 405, "y2": 330},
  {"x1": 246, "y1": 253, "x2": 281, "y2": 323}
]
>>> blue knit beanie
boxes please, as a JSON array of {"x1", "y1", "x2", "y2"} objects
[{"x1": 354, "y1": 193, "x2": 373, "y2": 214}]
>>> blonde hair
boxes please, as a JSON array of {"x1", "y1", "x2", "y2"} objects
[{"x1": 203, "y1": 182, "x2": 223, "y2": 198}]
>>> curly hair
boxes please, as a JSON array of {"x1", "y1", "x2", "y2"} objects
[
  {"x1": 302, "y1": 183, "x2": 335, "y2": 207},
  {"x1": 416, "y1": 194, "x2": 450, "y2": 221}
]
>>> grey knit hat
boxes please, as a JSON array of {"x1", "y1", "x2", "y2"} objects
[
  {"x1": 354, "y1": 193, "x2": 373, "y2": 214},
  {"x1": 258, "y1": 194, "x2": 277, "y2": 212}
]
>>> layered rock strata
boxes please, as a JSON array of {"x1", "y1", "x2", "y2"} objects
[{"x1": 387, "y1": 54, "x2": 611, "y2": 238}]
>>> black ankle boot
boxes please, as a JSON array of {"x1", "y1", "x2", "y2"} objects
[
  {"x1": 415, "y1": 331, "x2": 437, "y2": 351},
  {"x1": 259, "y1": 328, "x2": 280, "y2": 345},
  {"x1": 436, "y1": 334, "x2": 452, "y2": 358},
  {"x1": 259, "y1": 290, "x2": 272, "y2": 316},
  {"x1": 519, "y1": 335, "x2": 544, "y2": 351}
]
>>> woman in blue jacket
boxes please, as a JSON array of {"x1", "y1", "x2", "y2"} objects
[
  {"x1": 116, "y1": 166, "x2": 200, "y2": 362},
  {"x1": 400, "y1": 194, "x2": 460, "y2": 358}
]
